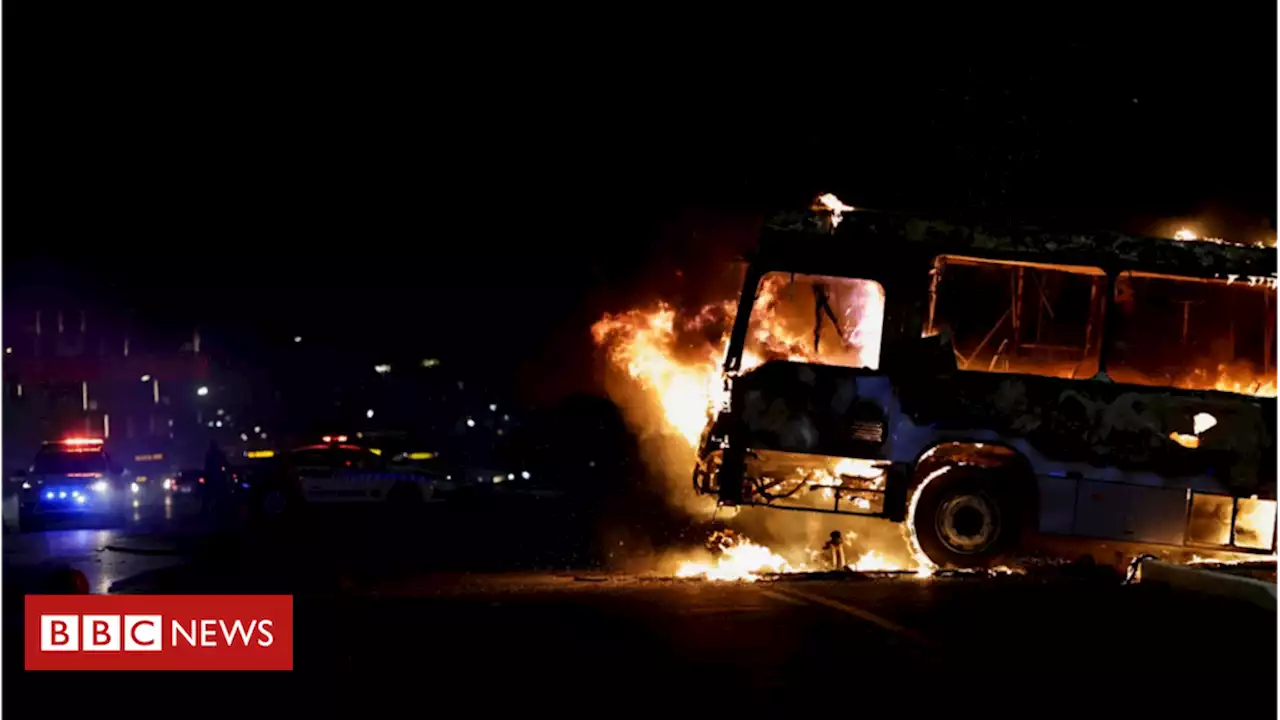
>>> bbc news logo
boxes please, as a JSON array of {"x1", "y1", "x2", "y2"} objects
[{"x1": 26, "y1": 595, "x2": 292, "y2": 670}]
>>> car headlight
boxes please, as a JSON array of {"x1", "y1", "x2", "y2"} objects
[
  {"x1": 21, "y1": 482, "x2": 31, "y2": 490},
  {"x1": 91, "y1": 480, "x2": 110, "y2": 493},
  {"x1": 162, "y1": 478, "x2": 172, "y2": 490},
  {"x1": 130, "y1": 482, "x2": 140, "y2": 494}
]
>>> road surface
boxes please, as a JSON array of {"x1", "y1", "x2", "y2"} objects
[{"x1": 4, "y1": 505, "x2": 1276, "y2": 715}]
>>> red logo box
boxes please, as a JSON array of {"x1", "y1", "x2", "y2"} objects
[{"x1": 25, "y1": 595, "x2": 292, "y2": 671}]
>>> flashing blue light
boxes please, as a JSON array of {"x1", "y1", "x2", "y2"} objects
[
  {"x1": 240, "y1": 483, "x2": 251, "y2": 489},
  {"x1": 58, "y1": 491, "x2": 67, "y2": 499},
  {"x1": 45, "y1": 491, "x2": 54, "y2": 499}
]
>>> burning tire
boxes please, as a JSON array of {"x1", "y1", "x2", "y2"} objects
[{"x1": 912, "y1": 466, "x2": 1019, "y2": 569}]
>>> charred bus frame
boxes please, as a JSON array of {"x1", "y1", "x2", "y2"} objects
[{"x1": 694, "y1": 209, "x2": 1278, "y2": 568}]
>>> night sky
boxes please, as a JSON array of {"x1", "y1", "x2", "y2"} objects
[{"x1": 6, "y1": 11, "x2": 1276, "y2": 400}]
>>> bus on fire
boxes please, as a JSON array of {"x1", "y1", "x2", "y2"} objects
[{"x1": 692, "y1": 202, "x2": 1277, "y2": 570}]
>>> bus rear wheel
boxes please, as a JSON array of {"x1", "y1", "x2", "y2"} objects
[{"x1": 912, "y1": 466, "x2": 1019, "y2": 570}]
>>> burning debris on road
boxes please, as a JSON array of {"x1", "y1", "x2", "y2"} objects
[{"x1": 671, "y1": 529, "x2": 916, "y2": 583}]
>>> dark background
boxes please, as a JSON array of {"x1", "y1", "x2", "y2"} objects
[{"x1": 5, "y1": 9, "x2": 1276, "y2": 404}]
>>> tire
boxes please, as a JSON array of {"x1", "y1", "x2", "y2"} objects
[{"x1": 912, "y1": 466, "x2": 1021, "y2": 569}]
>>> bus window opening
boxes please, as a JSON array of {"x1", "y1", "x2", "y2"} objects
[
  {"x1": 743, "y1": 272, "x2": 885, "y2": 372},
  {"x1": 929, "y1": 255, "x2": 1106, "y2": 380},
  {"x1": 1108, "y1": 272, "x2": 1277, "y2": 397}
]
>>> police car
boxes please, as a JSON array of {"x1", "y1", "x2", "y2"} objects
[
  {"x1": 18, "y1": 438, "x2": 133, "y2": 529},
  {"x1": 251, "y1": 436, "x2": 452, "y2": 517}
]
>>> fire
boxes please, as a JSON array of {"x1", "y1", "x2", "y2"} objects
[
  {"x1": 675, "y1": 538, "x2": 797, "y2": 582},
  {"x1": 673, "y1": 532, "x2": 929, "y2": 582},
  {"x1": 1188, "y1": 554, "x2": 1278, "y2": 566},
  {"x1": 904, "y1": 467, "x2": 948, "y2": 578},
  {"x1": 1192, "y1": 412, "x2": 1217, "y2": 435},
  {"x1": 591, "y1": 270, "x2": 882, "y2": 447},
  {"x1": 590, "y1": 304, "x2": 724, "y2": 446},
  {"x1": 594, "y1": 198, "x2": 1269, "y2": 580},
  {"x1": 848, "y1": 550, "x2": 897, "y2": 572},
  {"x1": 813, "y1": 193, "x2": 855, "y2": 227},
  {"x1": 1168, "y1": 226, "x2": 1280, "y2": 248},
  {"x1": 591, "y1": 196, "x2": 922, "y2": 578}
]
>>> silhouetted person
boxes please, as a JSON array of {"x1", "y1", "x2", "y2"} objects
[
  {"x1": 823, "y1": 530, "x2": 846, "y2": 569},
  {"x1": 202, "y1": 441, "x2": 229, "y2": 517},
  {"x1": 812, "y1": 283, "x2": 849, "y2": 354}
]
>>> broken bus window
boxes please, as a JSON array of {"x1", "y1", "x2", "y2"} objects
[
  {"x1": 743, "y1": 272, "x2": 885, "y2": 371},
  {"x1": 928, "y1": 255, "x2": 1106, "y2": 380},
  {"x1": 1108, "y1": 272, "x2": 1277, "y2": 397}
]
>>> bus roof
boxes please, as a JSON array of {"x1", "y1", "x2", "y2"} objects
[{"x1": 757, "y1": 209, "x2": 1277, "y2": 281}]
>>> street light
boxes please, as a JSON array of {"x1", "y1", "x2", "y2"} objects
[
  {"x1": 366, "y1": 409, "x2": 375, "y2": 419},
  {"x1": 140, "y1": 374, "x2": 151, "y2": 383},
  {"x1": 196, "y1": 386, "x2": 209, "y2": 396}
]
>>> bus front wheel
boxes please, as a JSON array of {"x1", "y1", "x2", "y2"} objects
[{"x1": 912, "y1": 467, "x2": 1020, "y2": 570}]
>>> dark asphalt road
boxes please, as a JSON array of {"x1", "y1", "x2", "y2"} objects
[
  {"x1": 4, "y1": 501, "x2": 1277, "y2": 716},
  {"x1": 285, "y1": 568, "x2": 1274, "y2": 681}
]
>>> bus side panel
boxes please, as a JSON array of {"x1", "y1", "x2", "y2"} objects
[
  {"x1": 1071, "y1": 481, "x2": 1189, "y2": 546},
  {"x1": 894, "y1": 369, "x2": 1274, "y2": 498}
]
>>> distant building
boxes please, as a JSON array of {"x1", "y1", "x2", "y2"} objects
[{"x1": 2, "y1": 306, "x2": 211, "y2": 476}]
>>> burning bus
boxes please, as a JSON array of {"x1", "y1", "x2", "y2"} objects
[{"x1": 689, "y1": 200, "x2": 1277, "y2": 570}]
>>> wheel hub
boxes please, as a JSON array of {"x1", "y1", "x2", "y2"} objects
[{"x1": 935, "y1": 493, "x2": 999, "y2": 554}]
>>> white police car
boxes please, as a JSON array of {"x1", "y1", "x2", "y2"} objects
[{"x1": 253, "y1": 436, "x2": 452, "y2": 517}]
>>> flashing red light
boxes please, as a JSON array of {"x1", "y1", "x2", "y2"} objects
[
  {"x1": 321, "y1": 435, "x2": 349, "y2": 443},
  {"x1": 198, "y1": 477, "x2": 206, "y2": 484},
  {"x1": 61, "y1": 438, "x2": 104, "y2": 446}
]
